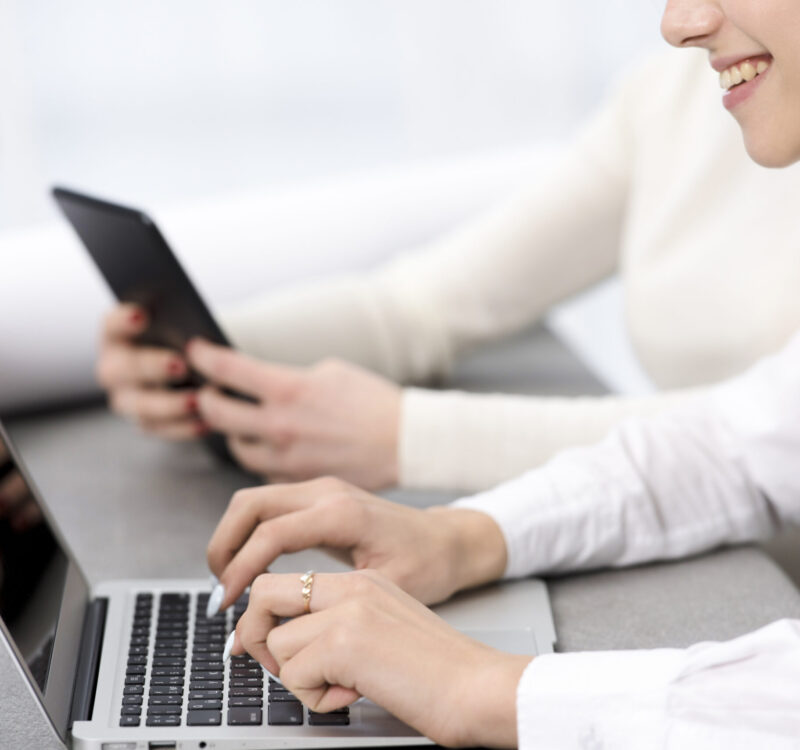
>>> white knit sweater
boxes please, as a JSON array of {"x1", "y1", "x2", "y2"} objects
[{"x1": 220, "y1": 47, "x2": 800, "y2": 491}]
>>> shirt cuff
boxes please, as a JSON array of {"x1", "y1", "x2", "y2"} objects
[{"x1": 516, "y1": 649, "x2": 683, "y2": 749}]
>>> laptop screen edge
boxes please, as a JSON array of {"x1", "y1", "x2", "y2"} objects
[{"x1": 0, "y1": 421, "x2": 92, "y2": 741}]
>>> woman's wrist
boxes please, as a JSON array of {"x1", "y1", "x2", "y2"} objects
[
  {"x1": 427, "y1": 507, "x2": 508, "y2": 595},
  {"x1": 460, "y1": 650, "x2": 532, "y2": 748}
]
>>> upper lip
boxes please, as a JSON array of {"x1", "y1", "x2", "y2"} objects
[{"x1": 711, "y1": 53, "x2": 771, "y2": 73}]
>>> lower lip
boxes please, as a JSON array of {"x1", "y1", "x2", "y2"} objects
[{"x1": 722, "y1": 65, "x2": 771, "y2": 111}]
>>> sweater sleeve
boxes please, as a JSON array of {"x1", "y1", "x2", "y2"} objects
[
  {"x1": 218, "y1": 59, "x2": 641, "y2": 384},
  {"x1": 398, "y1": 386, "x2": 704, "y2": 491},
  {"x1": 516, "y1": 620, "x2": 800, "y2": 750}
]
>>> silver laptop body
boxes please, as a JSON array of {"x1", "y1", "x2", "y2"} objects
[{"x1": 0, "y1": 422, "x2": 556, "y2": 749}]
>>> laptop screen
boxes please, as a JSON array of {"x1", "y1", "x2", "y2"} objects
[{"x1": 0, "y1": 423, "x2": 90, "y2": 738}]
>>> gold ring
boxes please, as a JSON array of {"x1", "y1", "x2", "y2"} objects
[{"x1": 300, "y1": 570, "x2": 315, "y2": 614}]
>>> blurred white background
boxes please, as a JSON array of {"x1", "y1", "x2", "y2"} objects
[
  {"x1": 1, "y1": 0, "x2": 663, "y2": 229},
  {"x1": 0, "y1": 0, "x2": 666, "y2": 409}
]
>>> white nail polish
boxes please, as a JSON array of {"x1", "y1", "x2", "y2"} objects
[
  {"x1": 222, "y1": 631, "x2": 235, "y2": 663},
  {"x1": 209, "y1": 574, "x2": 219, "y2": 587},
  {"x1": 206, "y1": 583, "x2": 225, "y2": 619}
]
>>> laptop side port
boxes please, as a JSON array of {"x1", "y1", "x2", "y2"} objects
[{"x1": 148, "y1": 743, "x2": 177, "y2": 749}]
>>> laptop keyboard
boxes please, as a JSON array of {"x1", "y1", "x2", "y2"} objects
[{"x1": 119, "y1": 591, "x2": 350, "y2": 728}]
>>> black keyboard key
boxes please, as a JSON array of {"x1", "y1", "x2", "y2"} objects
[
  {"x1": 130, "y1": 636, "x2": 150, "y2": 646},
  {"x1": 192, "y1": 662, "x2": 224, "y2": 672},
  {"x1": 119, "y1": 715, "x2": 140, "y2": 727},
  {"x1": 230, "y1": 677, "x2": 262, "y2": 688},
  {"x1": 192, "y1": 661, "x2": 223, "y2": 672},
  {"x1": 187, "y1": 710, "x2": 222, "y2": 726},
  {"x1": 308, "y1": 710, "x2": 350, "y2": 726},
  {"x1": 229, "y1": 687, "x2": 262, "y2": 697},
  {"x1": 128, "y1": 645, "x2": 149, "y2": 656},
  {"x1": 152, "y1": 668, "x2": 186, "y2": 679},
  {"x1": 156, "y1": 630, "x2": 188, "y2": 640},
  {"x1": 268, "y1": 692, "x2": 300, "y2": 703},
  {"x1": 148, "y1": 695, "x2": 182, "y2": 706},
  {"x1": 120, "y1": 705, "x2": 142, "y2": 716},
  {"x1": 150, "y1": 676, "x2": 184, "y2": 686},
  {"x1": 123, "y1": 685, "x2": 144, "y2": 696},
  {"x1": 146, "y1": 714, "x2": 181, "y2": 727},
  {"x1": 148, "y1": 704, "x2": 182, "y2": 715},
  {"x1": 193, "y1": 643, "x2": 223, "y2": 654},
  {"x1": 149, "y1": 686, "x2": 183, "y2": 696},
  {"x1": 153, "y1": 657, "x2": 185, "y2": 667},
  {"x1": 229, "y1": 696, "x2": 262, "y2": 708},
  {"x1": 189, "y1": 699, "x2": 223, "y2": 711},
  {"x1": 126, "y1": 666, "x2": 146, "y2": 676},
  {"x1": 267, "y1": 703, "x2": 301, "y2": 726},
  {"x1": 125, "y1": 675, "x2": 145, "y2": 685},
  {"x1": 189, "y1": 690, "x2": 223, "y2": 701},
  {"x1": 192, "y1": 670, "x2": 223, "y2": 681},
  {"x1": 193, "y1": 634, "x2": 226, "y2": 644},
  {"x1": 127, "y1": 655, "x2": 147, "y2": 666},
  {"x1": 160, "y1": 592, "x2": 190, "y2": 602},
  {"x1": 122, "y1": 696, "x2": 143, "y2": 706},
  {"x1": 190, "y1": 681, "x2": 224, "y2": 693},
  {"x1": 230, "y1": 667, "x2": 261, "y2": 678},
  {"x1": 230, "y1": 706, "x2": 264, "y2": 725}
]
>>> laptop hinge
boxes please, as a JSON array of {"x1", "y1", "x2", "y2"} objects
[{"x1": 68, "y1": 597, "x2": 108, "y2": 727}]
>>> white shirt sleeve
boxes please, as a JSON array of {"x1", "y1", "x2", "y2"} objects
[
  {"x1": 452, "y1": 330, "x2": 800, "y2": 577},
  {"x1": 517, "y1": 619, "x2": 800, "y2": 749},
  {"x1": 451, "y1": 332, "x2": 800, "y2": 747}
]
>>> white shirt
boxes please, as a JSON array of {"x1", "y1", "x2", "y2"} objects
[
  {"x1": 222, "y1": 47, "x2": 800, "y2": 491},
  {"x1": 454, "y1": 331, "x2": 800, "y2": 747}
]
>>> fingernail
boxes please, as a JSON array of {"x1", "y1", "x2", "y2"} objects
[
  {"x1": 168, "y1": 359, "x2": 185, "y2": 377},
  {"x1": 209, "y1": 574, "x2": 219, "y2": 587},
  {"x1": 222, "y1": 631, "x2": 235, "y2": 663},
  {"x1": 186, "y1": 394, "x2": 198, "y2": 412},
  {"x1": 195, "y1": 422, "x2": 211, "y2": 437},
  {"x1": 206, "y1": 583, "x2": 225, "y2": 619}
]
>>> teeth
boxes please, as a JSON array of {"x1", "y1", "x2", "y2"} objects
[
  {"x1": 719, "y1": 59, "x2": 770, "y2": 91},
  {"x1": 740, "y1": 62, "x2": 756, "y2": 82}
]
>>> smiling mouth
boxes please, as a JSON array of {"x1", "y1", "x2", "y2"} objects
[{"x1": 719, "y1": 56, "x2": 772, "y2": 92}]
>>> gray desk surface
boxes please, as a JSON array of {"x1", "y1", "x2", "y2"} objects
[{"x1": 7, "y1": 326, "x2": 800, "y2": 656}]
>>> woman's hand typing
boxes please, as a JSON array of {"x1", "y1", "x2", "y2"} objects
[
  {"x1": 230, "y1": 569, "x2": 530, "y2": 748},
  {"x1": 206, "y1": 477, "x2": 508, "y2": 611}
]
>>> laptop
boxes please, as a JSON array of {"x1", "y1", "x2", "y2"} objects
[{"x1": 0, "y1": 420, "x2": 557, "y2": 749}]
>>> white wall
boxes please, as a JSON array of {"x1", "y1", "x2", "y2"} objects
[{"x1": 1, "y1": 0, "x2": 664, "y2": 229}]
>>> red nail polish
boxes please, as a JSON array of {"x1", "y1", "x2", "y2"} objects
[
  {"x1": 196, "y1": 422, "x2": 211, "y2": 436},
  {"x1": 130, "y1": 310, "x2": 145, "y2": 326},
  {"x1": 186, "y1": 394, "x2": 198, "y2": 412},
  {"x1": 167, "y1": 360, "x2": 185, "y2": 377}
]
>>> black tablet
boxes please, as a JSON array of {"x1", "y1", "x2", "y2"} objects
[{"x1": 52, "y1": 186, "x2": 240, "y2": 463}]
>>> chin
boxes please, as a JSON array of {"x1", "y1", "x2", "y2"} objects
[{"x1": 743, "y1": 131, "x2": 800, "y2": 169}]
